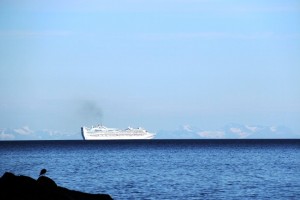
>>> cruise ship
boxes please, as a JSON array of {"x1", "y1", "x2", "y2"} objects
[{"x1": 81, "y1": 125, "x2": 155, "y2": 140}]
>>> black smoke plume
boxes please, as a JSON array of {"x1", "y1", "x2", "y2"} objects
[{"x1": 78, "y1": 100, "x2": 103, "y2": 125}]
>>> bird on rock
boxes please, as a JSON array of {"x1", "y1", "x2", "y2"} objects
[{"x1": 39, "y1": 169, "x2": 47, "y2": 176}]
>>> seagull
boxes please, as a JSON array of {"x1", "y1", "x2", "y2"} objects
[{"x1": 39, "y1": 169, "x2": 47, "y2": 176}]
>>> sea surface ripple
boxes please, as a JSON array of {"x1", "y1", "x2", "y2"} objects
[{"x1": 0, "y1": 140, "x2": 299, "y2": 199}]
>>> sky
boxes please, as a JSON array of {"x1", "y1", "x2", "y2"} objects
[{"x1": 0, "y1": 0, "x2": 300, "y2": 139}]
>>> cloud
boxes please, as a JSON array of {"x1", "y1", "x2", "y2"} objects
[
  {"x1": 270, "y1": 126, "x2": 277, "y2": 132},
  {"x1": 197, "y1": 131, "x2": 225, "y2": 139},
  {"x1": 245, "y1": 125, "x2": 258, "y2": 132},
  {"x1": 157, "y1": 123, "x2": 299, "y2": 139},
  {"x1": 0, "y1": 132, "x2": 15, "y2": 140},
  {"x1": 14, "y1": 126, "x2": 34, "y2": 135},
  {"x1": 0, "y1": 126, "x2": 82, "y2": 140},
  {"x1": 182, "y1": 124, "x2": 193, "y2": 132},
  {"x1": 229, "y1": 127, "x2": 250, "y2": 138},
  {"x1": 41, "y1": 129, "x2": 79, "y2": 138},
  {"x1": 41, "y1": 129, "x2": 62, "y2": 136}
]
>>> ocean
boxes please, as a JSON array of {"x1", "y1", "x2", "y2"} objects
[{"x1": 0, "y1": 140, "x2": 299, "y2": 200}]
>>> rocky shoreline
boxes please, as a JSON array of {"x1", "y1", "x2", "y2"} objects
[{"x1": 0, "y1": 172, "x2": 113, "y2": 200}]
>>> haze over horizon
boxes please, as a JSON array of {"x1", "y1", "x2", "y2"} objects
[{"x1": 1, "y1": 0, "x2": 300, "y2": 139}]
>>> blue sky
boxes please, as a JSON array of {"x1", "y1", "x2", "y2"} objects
[{"x1": 0, "y1": 0, "x2": 300, "y2": 139}]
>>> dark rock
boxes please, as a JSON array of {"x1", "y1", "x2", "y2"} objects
[
  {"x1": 0, "y1": 172, "x2": 113, "y2": 200},
  {"x1": 37, "y1": 175, "x2": 58, "y2": 189}
]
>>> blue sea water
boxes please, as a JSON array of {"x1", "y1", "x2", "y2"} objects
[{"x1": 0, "y1": 140, "x2": 299, "y2": 200}]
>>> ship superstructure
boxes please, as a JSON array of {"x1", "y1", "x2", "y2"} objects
[{"x1": 81, "y1": 125, "x2": 155, "y2": 140}]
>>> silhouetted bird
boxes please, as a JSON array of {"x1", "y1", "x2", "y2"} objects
[{"x1": 39, "y1": 169, "x2": 47, "y2": 176}]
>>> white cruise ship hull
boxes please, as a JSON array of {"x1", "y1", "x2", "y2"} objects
[{"x1": 81, "y1": 126, "x2": 155, "y2": 140}]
